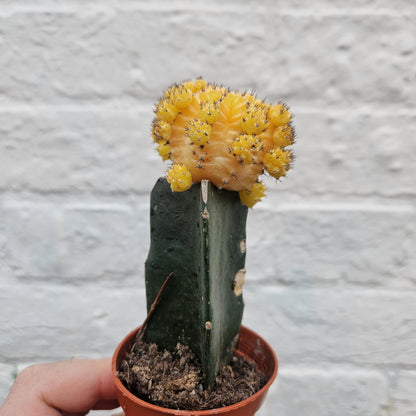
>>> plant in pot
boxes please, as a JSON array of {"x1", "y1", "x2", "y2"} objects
[{"x1": 112, "y1": 78, "x2": 295, "y2": 416}]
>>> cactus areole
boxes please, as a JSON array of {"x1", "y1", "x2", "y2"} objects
[{"x1": 145, "y1": 78, "x2": 295, "y2": 388}]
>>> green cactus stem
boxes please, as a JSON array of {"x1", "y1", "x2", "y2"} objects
[{"x1": 144, "y1": 177, "x2": 248, "y2": 387}]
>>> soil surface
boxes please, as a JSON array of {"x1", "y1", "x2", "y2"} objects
[{"x1": 117, "y1": 335, "x2": 267, "y2": 411}]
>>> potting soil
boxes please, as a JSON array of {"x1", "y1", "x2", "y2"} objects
[{"x1": 117, "y1": 336, "x2": 267, "y2": 411}]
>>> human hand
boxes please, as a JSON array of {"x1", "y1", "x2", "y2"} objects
[{"x1": 0, "y1": 358, "x2": 119, "y2": 416}]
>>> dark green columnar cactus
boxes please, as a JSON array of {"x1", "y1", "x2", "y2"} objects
[{"x1": 145, "y1": 178, "x2": 248, "y2": 387}]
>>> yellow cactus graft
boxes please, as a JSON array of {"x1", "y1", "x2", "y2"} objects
[
  {"x1": 264, "y1": 148, "x2": 292, "y2": 179},
  {"x1": 239, "y1": 182, "x2": 266, "y2": 208},
  {"x1": 166, "y1": 164, "x2": 193, "y2": 192},
  {"x1": 268, "y1": 103, "x2": 292, "y2": 127},
  {"x1": 186, "y1": 119, "x2": 211, "y2": 146},
  {"x1": 152, "y1": 120, "x2": 172, "y2": 142},
  {"x1": 152, "y1": 79, "x2": 295, "y2": 206},
  {"x1": 157, "y1": 141, "x2": 171, "y2": 161}
]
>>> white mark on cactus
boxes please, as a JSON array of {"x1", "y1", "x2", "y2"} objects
[
  {"x1": 240, "y1": 239, "x2": 246, "y2": 253},
  {"x1": 230, "y1": 333, "x2": 239, "y2": 352},
  {"x1": 205, "y1": 321, "x2": 212, "y2": 330},
  {"x1": 202, "y1": 209, "x2": 209, "y2": 219},
  {"x1": 233, "y1": 269, "x2": 246, "y2": 296},
  {"x1": 201, "y1": 179, "x2": 209, "y2": 203}
]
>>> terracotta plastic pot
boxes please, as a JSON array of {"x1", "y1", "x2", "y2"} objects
[{"x1": 112, "y1": 325, "x2": 278, "y2": 416}]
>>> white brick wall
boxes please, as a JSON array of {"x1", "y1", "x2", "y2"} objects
[{"x1": 0, "y1": 2, "x2": 415, "y2": 415}]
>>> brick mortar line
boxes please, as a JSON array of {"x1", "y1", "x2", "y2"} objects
[
  {"x1": 3, "y1": 276, "x2": 414, "y2": 291},
  {"x1": 1, "y1": 281, "x2": 415, "y2": 296},
  {"x1": 0, "y1": 197, "x2": 415, "y2": 216},
  {"x1": 0, "y1": 104, "x2": 151, "y2": 115},
  {"x1": 0, "y1": 3, "x2": 414, "y2": 17},
  {"x1": 275, "y1": 364, "x2": 416, "y2": 373},
  {"x1": 1, "y1": 276, "x2": 146, "y2": 286},
  {"x1": 1, "y1": 188, "x2": 415, "y2": 201},
  {"x1": 0, "y1": 104, "x2": 416, "y2": 117},
  {"x1": 2, "y1": 270, "x2": 415, "y2": 286},
  {"x1": 244, "y1": 280, "x2": 416, "y2": 291},
  {"x1": 0, "y1": 192, "x2": 414, "y2": 211},
  {"x1": 246, "y1": 285, "x2": 416, "y2": 297},
  {"x1": 258, "y1": 202, "x2": 416, "y2": 213},
  {"x1": 288, "y1": 190, "x2": 416, "y2": 202},
  {"x1": 0, "y1": 189, "x2": 150, "y2": 199}
]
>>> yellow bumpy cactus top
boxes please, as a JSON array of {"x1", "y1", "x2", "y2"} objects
[{"x1": 152, "y1": 78, "x2": 295, "y2": 207}]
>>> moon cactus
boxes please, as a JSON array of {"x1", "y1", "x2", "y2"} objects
[{"x1": 144, "y1": 79, "x2": 295, "y2": 387}]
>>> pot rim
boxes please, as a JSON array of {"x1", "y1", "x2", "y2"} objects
[{"x1": 112, "y1": 325, "x2": 278, "y2": 415}]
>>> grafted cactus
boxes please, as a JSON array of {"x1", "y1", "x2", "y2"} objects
[{"x1": 145, "y1": 79, "x2": 295, "y2": 387}]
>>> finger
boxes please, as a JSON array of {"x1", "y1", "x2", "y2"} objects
[
  {"x1": 40, "y1": 358, "x2": 118, "y2": 413},
  {"x1": 0, "y1": 358, "x2": 118, "y2": 416}
]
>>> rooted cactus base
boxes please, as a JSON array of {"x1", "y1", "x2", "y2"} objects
[
  {"x1": 113, "y1": 325, "x2": 278, "y2": 416},
  {"x1": 118, "y1": 336, "x2": 267, "y2": 411}
]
